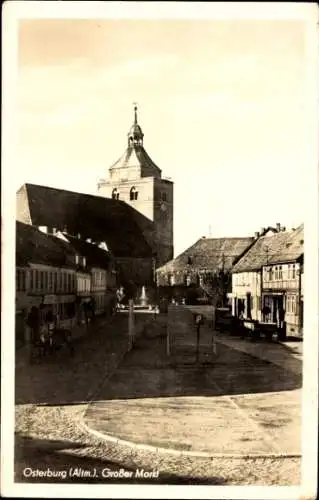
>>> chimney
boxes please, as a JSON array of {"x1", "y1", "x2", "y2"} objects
[
  {"x1": 63, "y1": 226, "x2": 68, "y2": 233},
  {"x1": 52, "y1": 227, "x2": 57, "y2": 235},
  {"x1": 281, "y1": 226, "x2": 286, "y2": 232},
  {"x1": 260, "y1": 227, "x2": 266, "y2": 234},
  {"x1": 276, "y1": 223, "x2": 281, "y2": 232},
  {"x1": 38, "y1": 226, "x2": 48, "y2": 234},
  {"x1": 254, "y1": 231, "x2": 260, "y2": 239}
]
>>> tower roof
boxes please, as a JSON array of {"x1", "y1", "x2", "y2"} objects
[
  {"x1": 128, "y1": 104, "x2": 144, "y2": 141},
  {"x1": 109, "y1": 104, "x2": 162, "y2": 178}
]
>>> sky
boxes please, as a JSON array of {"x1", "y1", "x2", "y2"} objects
[{"x1": 16, "y1": 11, "x2": 314, "y2": 256}]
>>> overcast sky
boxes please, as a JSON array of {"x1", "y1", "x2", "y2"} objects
[{"x1": 16, "y1": 8, "x2": 314, "y2": 256}]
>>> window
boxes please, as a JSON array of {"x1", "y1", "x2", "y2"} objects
[
  {"x1": 16, "y1": 269, "x2": 26, "y2": 291},
  {"x1": 112, "y1": 188, "x2": 120, "y2": 200},
  {"x1": 35, "y1": 270, "x2": 40, "y2": 290},
  {"x1": 269, "y1": 268, "x2": 273, "y2": 281},
  {"x1": 48, "y1": 271, "x2": 53, "y2": 292},
  {"x1": 292, "y1": 264, "x2": 296, "y2": 279},
  {"x1": 57, "y1": 272, "x2": 62, "y2": 292},
  {"x1": 40, "y1": 271, "x2": 45, "y2": 291},
  {"x1": 274, "y1": 267, "x2": 278, "y2": 280},
  {"x1": 161, "y1": 192, "x2": 167, "y2": 202},
  {"x1": 278, "y1": 266, "x2": 282, "y2": 280},
  {"x1": 187, "y1": 256, "x2": 193, "y2": 265},
  {"x1": 30, "y1": 270, "x2": 34, "y2": 291},
  {"x1": 130, "y1": 186, "x2": 138, "y2": 201},
  {"x1": 169, "y1": 274, "x2": 175, "y2": 286},
  {"x1": 291, "y1": 295, "x2": 296, "y2": 314}
]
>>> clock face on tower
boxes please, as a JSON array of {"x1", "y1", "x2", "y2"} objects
[{"x1": 160, "y1": 202, "x2": 167, "y2": 213}]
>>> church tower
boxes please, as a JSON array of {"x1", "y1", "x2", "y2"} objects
[{"x1": 97, "y1": 105, "x2": 174, "y2": 267}]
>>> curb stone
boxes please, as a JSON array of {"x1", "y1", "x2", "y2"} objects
[
  {"x1": 79, "y1": 315, "x2": 301, "y2": 461},
  {"x1": 78, "y1": 418, "x2": 301, "y2": 460}
]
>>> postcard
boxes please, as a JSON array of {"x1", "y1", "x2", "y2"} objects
[{"x1": 1, "y1": 2, "x2": 318, "y2": 499}]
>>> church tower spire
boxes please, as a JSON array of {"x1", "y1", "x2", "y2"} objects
[{"x1": 128, "y1": 103, "x2": 144, "y2": 147}]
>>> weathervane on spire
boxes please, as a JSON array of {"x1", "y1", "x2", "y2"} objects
[{"x1": 133, "y1": 101, "x2": 138, "y2": 124}]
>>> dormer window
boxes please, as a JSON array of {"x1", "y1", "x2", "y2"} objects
[
  {"x1": 130, "y1": 186, "x2": 138, "y2": 201},
  {"x1": 112, "y1": 188, "x2": 120, "y2": 200},
  {"x1": 169, "y1": 274, "x2": 175, "y2": 286}
]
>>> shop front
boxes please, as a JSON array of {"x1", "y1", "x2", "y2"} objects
[{"x1": 76, "y1": 295, "x2": 92, "y2": 325}]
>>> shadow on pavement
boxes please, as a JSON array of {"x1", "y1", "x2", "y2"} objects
[
  {"x1": 15, "y1": 314, "x2": 151, "y2": 406},
  {"x1": 91, "y1": 331, "x2": 302, "y2": 402},
  {"x1": 15, "y1": 314, "x2": 302, "y2": 407},
  {"x1": 15, "y1": 434, "x2": 227, "y2": 485}
]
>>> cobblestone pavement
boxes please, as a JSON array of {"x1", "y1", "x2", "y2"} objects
[{"x1": 15, "y1": 310, "x2": 301, "y2": 486}]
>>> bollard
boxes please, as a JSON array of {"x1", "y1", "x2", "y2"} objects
[
  {"x1": 128, "y1": 299, "x2": 135, "y2": 350},
  {"x1": 166, "y1": 319, "x2": 170, "y2": 356},
  {"x1": 196, "y1": 323, "x2": 200, "y2": 364}
]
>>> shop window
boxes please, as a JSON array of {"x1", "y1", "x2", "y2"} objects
[
  {"x1": 291, "y1": 296, "x2": 296, "y2": 314},
  {"x1": 130, "y1": 187, "x2": 138, "y2": 201}
]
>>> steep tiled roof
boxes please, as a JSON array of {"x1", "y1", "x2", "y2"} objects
[
  {"x1": 232, "y1": 225, "x2": 303, "y2": 273},
  {"x1": 16, "y1": 221, "x2": 75, "y2": 268},
  {"x1": 109, "y1": 145, "x2": 161, "y2": 177},
  {"x1": 156, "y1": 237, "x2": 254, "y2": 275},
  {"x1": 16, "y1": 184, "x2": 153, "y2": 259},
  {"x1": 59, "y1": 234, "x2": 113, "y2": 270}
]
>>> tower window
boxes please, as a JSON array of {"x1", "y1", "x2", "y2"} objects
[
  {"x1": 130, "y1": 186, "x2": 138, "y2": 201},
  {"x1": 161, "y1": 192, "x2": 167, "y2": 202},
  {"x1": 112, "y1": 188, "x2": 120, "y2": 200}
]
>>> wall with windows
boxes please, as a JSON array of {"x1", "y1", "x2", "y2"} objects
[
  {"x1": 231, "y1": 271, "x2": 262, "y2": 321},
  {"x1": 91, "y1": 268, "x2": 108, "y2": 292},
  {"x1": 77, "y1": 272, "x2": 91, "y2": 295},
  {"x1": 28, "y1": 264, "x2": 76, "y2": 295},
  {"x1": 262, "y1": 262, "x2": 301, "y2": 290},
  {"x1": 100, "y1": 178, "x2": 155, "y2": 221}
]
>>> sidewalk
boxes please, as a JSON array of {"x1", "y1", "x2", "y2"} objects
[
  {"x1": 215, "y1": 334, "x2": 302, "y2": 376},
  {"x1": 167, "y1": 305, "x2": 302, "y2": 375}
]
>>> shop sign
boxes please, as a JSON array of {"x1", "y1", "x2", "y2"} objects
[
  {"x1": 43, "y1": 295, "x2": 57, "y2": 305},
  {"x1": 59, "y1": 295, "x2": 76, "y2": 303}
]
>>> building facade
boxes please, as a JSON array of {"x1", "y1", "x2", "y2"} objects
[
  {"x1": 97, "y1": 105, "x2": 174, "y2": 267},
  {"x1": 15, "y1": 222, "x2": 78, "y2": 346},
  {"x1": 156, "y1": 235, "x2": 255, "y2": 304},
  {"x1": 231, "y1": 271, "x2": 262, "y2": 322},
  {"x1": 231, "y1": 224, "x2": 304, "y2": 338},
  {"x1": 16, "y1": 183, "x2": 154, "y2": 289}
]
